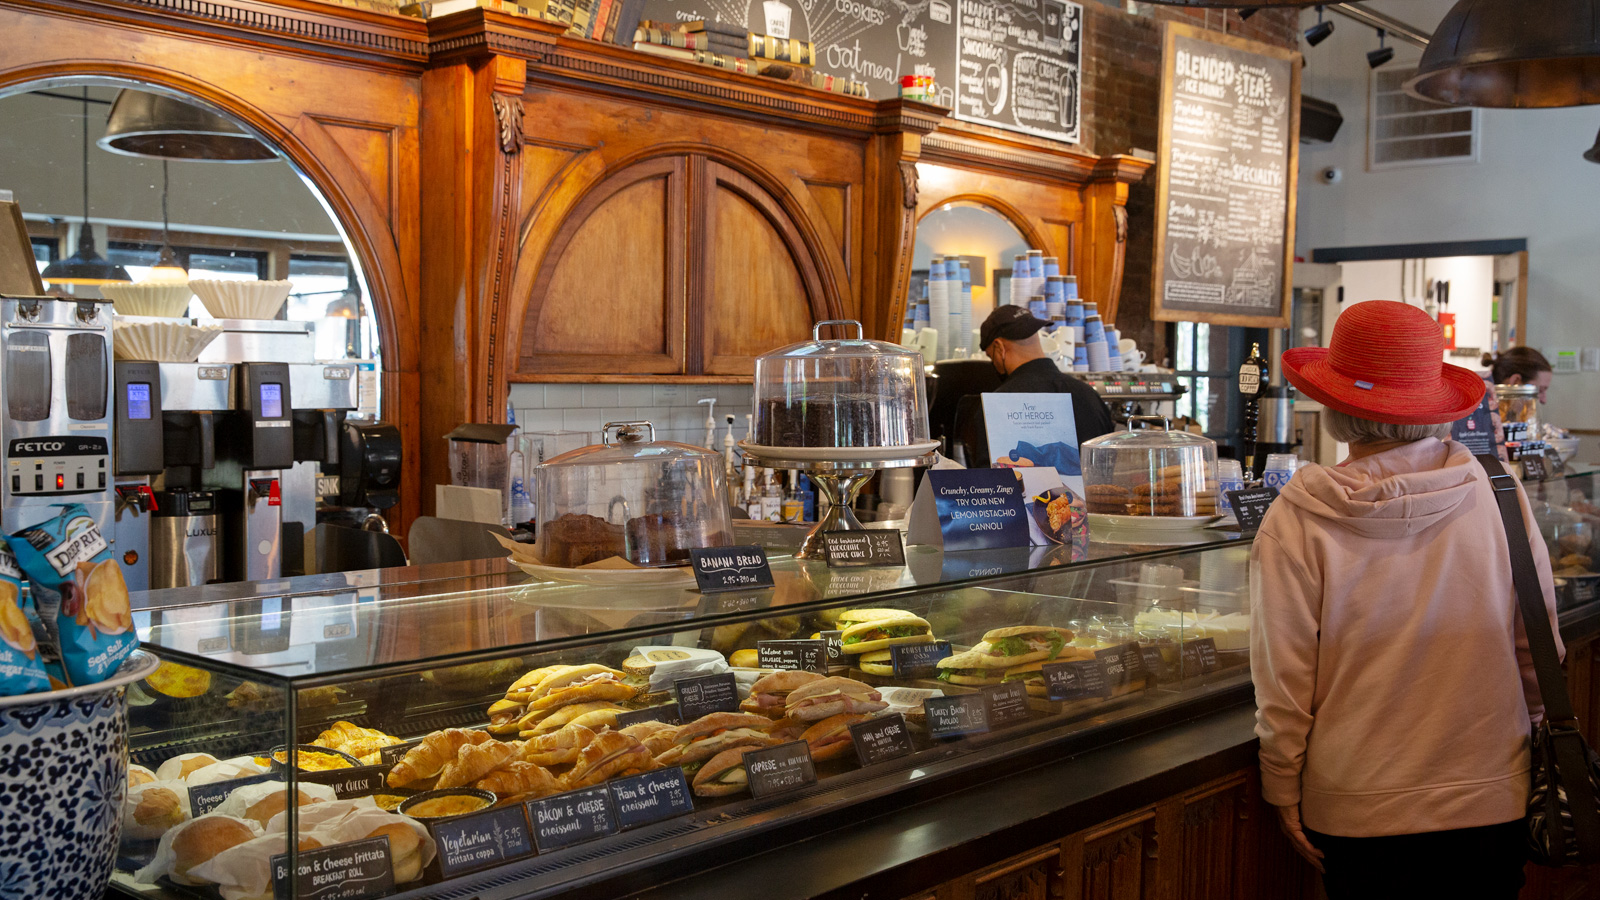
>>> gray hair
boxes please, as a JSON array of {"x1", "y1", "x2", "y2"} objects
[{"x1": 1325, "y1": 409, "x2": 1452, "y2": 445}]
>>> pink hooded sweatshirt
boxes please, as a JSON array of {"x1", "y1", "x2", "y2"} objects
[{"x1": 1250, "y1": 438, "x2": 1560, "y2": 837}]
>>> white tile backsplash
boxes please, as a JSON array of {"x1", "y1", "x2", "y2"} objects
[{"x1": 506, "y1": 382, "x2": 755, "y2": 451}]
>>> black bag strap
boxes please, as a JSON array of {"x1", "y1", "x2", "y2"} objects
[{"x1": 1477, "y1": 454, "x2": 1600, "y2": 859}]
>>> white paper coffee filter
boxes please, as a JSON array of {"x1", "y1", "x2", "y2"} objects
[
  {"x1": 100, "y1": 281, "x2": 194, "y2": 318},
  {"x1": 188, "y1": 832, "x2": 298, "y2": 899},
  {"x1": 114, "y1": 321, "x2": 223, "y2": 363},
  {"x1": 265, "y1": 796, "x2": 378, "y2": 835},
  {"x1": 189, "y1": 279, "x2": 293, "y2": 320},
  {"x1": 307, "y1": 805, "x2": 437, "y2": 884}
]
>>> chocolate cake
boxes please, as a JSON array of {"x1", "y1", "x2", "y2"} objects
[
  {"x1": 755, "y1": 397, "x2": 912, "y2": 448},
  {"x1": 539, "y1": 513, "x2": 624, "y2": 567}
]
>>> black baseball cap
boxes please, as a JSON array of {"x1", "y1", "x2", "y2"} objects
[{"x1": 979, "y1": 305, "x2": 1051, "y2": 351}]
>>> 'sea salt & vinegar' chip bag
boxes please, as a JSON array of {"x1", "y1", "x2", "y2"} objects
[
  {"x1": 0, "y1": 542, "x2": 50, "y2": 696},
  {"x1": 8, "y1": 504, "x2": 137, "y2": 686}
]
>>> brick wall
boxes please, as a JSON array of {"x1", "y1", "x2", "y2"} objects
[{"x1": 1080, "y1": 0, "x2": 1298, "y2": 363}]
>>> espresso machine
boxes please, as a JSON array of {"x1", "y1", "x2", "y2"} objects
[{"x1": 0, "y1": 295, "x2": 118, "y2": 542}]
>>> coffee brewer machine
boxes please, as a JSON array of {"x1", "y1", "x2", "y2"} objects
[
  {"x1": 0, "y1": 295, "x2": 118, "y2": 540},
  {"x1": 112, "y1": 318, "x2": 364, "y2": 588}
]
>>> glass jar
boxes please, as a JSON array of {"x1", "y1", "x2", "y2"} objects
[
  {"x1": 1081, "y1": 417, "x2": 1219, "y2": 517},
  {"x1": 533, "y1": 422, "x2": 733, "y2": 568},
  {"x1": 1496, "y1": 384, "x2": 1540, "y2": 443},
  {"x1": 750, "y1": 320, "x2": 931, "y2": 451}
]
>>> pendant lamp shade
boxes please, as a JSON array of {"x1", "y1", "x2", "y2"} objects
[
  {"x1": 41, "y1": 88, "x2": 130, "y2": 287},
  {"x1": 1407, "y1": 0, "x2": 1600, "y2": 108},
  {"x1": 98, "y1": 90, "x2": 276, "y2": 162}
]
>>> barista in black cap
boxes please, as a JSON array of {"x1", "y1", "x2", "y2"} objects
[
  {"x1": 949, "y1": 306, "x2": 1114, "y2": 466},
  {"x1": 980, "y1": 305, "x2": 1114, "y2": 440}
]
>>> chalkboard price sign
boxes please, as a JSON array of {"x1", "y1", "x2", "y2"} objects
[
  {"x1": 890, "y1": 640, "x2": 953, "y2": 678},
  {"x1": 528, "y1": 786, "x2": 618, "y2": 853},
  {"x1": 610, "y1": 767, "x2": 695, "y2": 830},
  {"x1": 189, "y1": 774, "x2": 277, "y2": 816},
  {"x1": 690, "y1": 546, "x2": 774, "y2": 593},
  {"x1": 1041, "y1": 658, "x2": 1109, "y2": 701},
  {"x1": 981, "y1": 680, "x2": 1031, "y2": 727},
  {"x1": 850, "y1": 713, "x2": 915, "y2": 766},
  {"x1": 1227, "y1": 486, "x2": 1278, "y2": 532},
  {"x1": 758, "y1": 639, "x2": 829, "y2": 672},
  {"x1": 272, "y1": 837, "x2": 394, "y2": 900},
  {"x1": 429, "y1": 805, "x2": 535, "y2": 878},
  {"x1": 745, "y1": 741, "x2": 818, "y2": 799},
  {"x1": 955, "y1": 0, "x2": 1083, "y2": 142},
  {"x1": 674, "y1": 672, "x2": 739, "y2": 719},
  {"x1": 1152, "y1": 23, "x2": 1300, "y2": 328},
  {"x1": 925, "y1": 694, "x2": 990, "y2": 739},
  {"x1": 822, "y1": 530, "x2": 906, "y2": 568},
  {"x1": 300, "y1": 765, "x2": 389, "y2": 799}
]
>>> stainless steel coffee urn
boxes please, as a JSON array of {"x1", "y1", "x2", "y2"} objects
[{"x1": 148, "y1": 489, "x2": 221, "y2": 589}]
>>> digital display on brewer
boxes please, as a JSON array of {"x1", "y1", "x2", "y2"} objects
[
  {"x1": 260, "y1": 383, "x2": 283, "y2": 418},
  {"x1": 126, "y1": 383, "x2": 151, "y2": 420}
]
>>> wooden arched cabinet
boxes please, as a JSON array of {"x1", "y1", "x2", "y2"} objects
[{"x1": 516, "y1": 153, "x2": 842, "y2": 379}]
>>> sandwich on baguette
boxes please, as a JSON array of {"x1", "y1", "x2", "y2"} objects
[
  {"x1": 835, "y1": 608, "x2": 914, "y2": 629},
  {"x1": 692, "y1": 746, "x2": 754, "y2": 797},
  {"x1": 801, "y1": 713, "x2": 866, "y2": 761},
  {"x1": 856, "y1": 649, "x2": 895, "y2": 677},
  {"x1": 526, "y1": 665, "x2": 637, "y2": 711},
  {"x1": 784, "y1": 676, "x2": 888, "y2": 721},
  {"x1": 970, "y1": 626, "x2": 1076, "y2": 667},
  {"x1": 654, "y1": 712, "x2": 778, "y2": 773},
  {"x1": 740, "y1": 670, "x2": 823, "y2": 718},
  {"x1": 839, "y1": 614, "x2": 934, "y2": 655},
  {"x1": 935, "y1": 650, "x2": 1005, "y2": 686}
]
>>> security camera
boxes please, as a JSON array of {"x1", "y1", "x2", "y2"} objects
[{"x1": 1318, "y1": 166, "x2": 1343, "y2": 184}]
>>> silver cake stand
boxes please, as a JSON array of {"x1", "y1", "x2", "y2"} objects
[{"x1": 740, "y1": 446, "x2": 937, "y2": 560}]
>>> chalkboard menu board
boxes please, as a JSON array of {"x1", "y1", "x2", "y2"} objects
[
  {"x1": 955, "y1": 0, "x2": 1081, "y2": 142},
  {"x1": 1152, "y1": 23, "x2": 1299, "y2": 328},
  {"x1": 634, "y1": 0, "x2": 1082, "y2": 143}
]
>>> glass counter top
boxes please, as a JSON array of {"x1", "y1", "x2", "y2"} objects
[{"x1": 135, "y1": 521, "x2": 1247, "y2": 686}]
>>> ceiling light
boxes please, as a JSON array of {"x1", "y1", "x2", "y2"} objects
[
  {"x1": 99, "y1": 90, "x2": 276, "y2": 163},
  {"x1": 1407, "y1": 0, "x2": 1600, "y2": 108},
  {"x1": 1367, "y1": 29, "x2": 1394, "y2": 68},
  {"x1": 1304, "y1": 6, "x2": 1334, "y2": 46}
]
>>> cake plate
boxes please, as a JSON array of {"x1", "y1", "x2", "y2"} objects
[{"x1": 740, "y1": 445, "x2": 937, "y2": 559}]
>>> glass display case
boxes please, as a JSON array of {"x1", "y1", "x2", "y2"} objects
[
  {"x1": 110, "y1": 529, "x2": 1255, "y2": 900},
  {"x1": 1530, "y1": 465, "x2": 1600, "y2": 610}
]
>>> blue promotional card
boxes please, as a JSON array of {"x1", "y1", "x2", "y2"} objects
[
  {"x1": 928, "y1": 469, "x2": 1032, "y2": 552},
  {"x1": 980, "y1": 394, "x2": 1084, "y2": 490}
]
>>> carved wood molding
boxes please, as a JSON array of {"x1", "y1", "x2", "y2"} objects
[
  {"x1": 1084, "y1": 830, "x2": 1142, "y2": 869},
  {"x1": 898, "y1": 160, "x2": 919, "y2": 210},
  {"x1": 921, "y1": 129, "x2": 1153, "y2": 189},
  {"x1": 491, "y1": 94, "x2": 524, "y2": 155},
  {"x1": 6, "y1": 0, "x2": 430, "y2": 66}
]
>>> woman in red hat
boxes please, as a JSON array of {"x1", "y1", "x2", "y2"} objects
[{"x1": 1253, "y1": 300, "x2": 1560, "y2": 897}]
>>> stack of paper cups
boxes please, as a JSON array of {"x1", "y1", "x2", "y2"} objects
[
  {"x1": 957, "y1": 260, "x2": 973, "y2": 354},
  {"x1": 928, "y1": 258, "x2": 950, "y2": 360},
  {"x1": 1043, "y1": 256, "x2": 1060, "y2": 278},
  {"x1": 1026, "y1": 250, "x2": 1044, "y2": 298},
  {"x1": 1029, "y1": 295, "x2": 1046, "y2": 318},
  {"x1": 1011, "y1": 255, "x2": 1028, "y2": 306},
  {"x1": 1065, "y1": 298, "x2": 1085, "y2": 344},
  {"x1": 1072, "y1": 342, "x2": 1089, "y2": 372},
  {"x1": 1044, "y1": 275, "x2": 1067, "y2": 320},
  {"x1": 1105, "y1": 325, "x2": 1123, "y2": 372},
  {"x1": 1084, "y1": 314, "x2": 1110, "y2": 371},
  {"x1": 945, "y1": 259, "x2": 964, "y2": 357}
]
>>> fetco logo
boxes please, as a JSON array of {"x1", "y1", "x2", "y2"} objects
[{"x1": 13, "y1": 441, "x2": 64, "y2": 453}]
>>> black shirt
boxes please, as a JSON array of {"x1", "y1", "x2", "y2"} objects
[
  {"x1": 951, "y1": 357, "x2": 1116, "y2": 466},
  {"x1": 994, "y1": 358, "x2": 1116, "y2": 442}
]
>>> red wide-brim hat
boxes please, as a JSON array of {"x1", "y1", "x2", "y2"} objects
[{"x1": 1281, "y1": 300, "x2": 1485, "y2": 426}]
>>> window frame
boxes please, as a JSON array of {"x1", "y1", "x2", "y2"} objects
[{"x1": 1368, "y1": 66, "x2": 1481, "y2": 171}]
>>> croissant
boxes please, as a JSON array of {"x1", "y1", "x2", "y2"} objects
[
  {"x1": 437, "y1": 739, "x2": 521, "y2": 790},
  {"x1": 518, "y1": 701, "x2": 621, "y2": 738},
  {"x1": 621, "y1": 721, "x2": 679, "y2": 757},
  {"x1": 519, "y1": 724, "x2": 597, "y2": 767},
  {"x1": 387, "y1": 728, "x2": 491, "y2": 787},
  {"x1": 475, "y1": 761, "x2": 562, "y2": 798},
  {"x1": 562, "y1": 732, "x2": 653, "y2": 790}
]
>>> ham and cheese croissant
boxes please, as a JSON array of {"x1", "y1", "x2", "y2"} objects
[
  {"x1": 561, "y1": 732, "x2": 654, "y2": 790},
  {"x1": 387, "y1": 728, "x2": 491, "y2": 787},
  {"x1": 527, "y1": 668, "x2": 636, "y2": 711},
  {"x1": 474, "y1": 761, "x2": 562, "y2": 798},
  {"x1": 437, "y1": 739, "x2": 521, "y2": 790},
  {"x1": 519, "y1": 724, "x2": 598, "y2": 767}
]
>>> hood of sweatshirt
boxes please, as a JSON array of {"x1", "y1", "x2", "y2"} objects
[{"x1": 1276, "y1": 438, "x2": 1479, "y2": 539}]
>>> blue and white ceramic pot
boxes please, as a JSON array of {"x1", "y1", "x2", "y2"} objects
[{"x1": 0, "y1": 649, "x2": 159, "y2": 898}]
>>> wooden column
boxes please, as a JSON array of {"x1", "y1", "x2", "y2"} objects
[
  {"x1": 864, "y1": 101, "x2": 946, "y2": 342},
  {"x1": 1084, "y1": 156, "x2": 1149, "y2": 327},
  {"x1": 417, "y1": 14, "x2": 555, "y2": 511}
]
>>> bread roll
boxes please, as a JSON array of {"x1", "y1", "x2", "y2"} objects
[
  {"x1": 367, "y1": 821, "x2": 424, "y2": 883},
  {"x1": 122, "y1": 781, "x2": 191, "y2": 840},
  {"x1": 128, "y1": 764, "x2": 158, "y2": 789},
  {"x1": 170, "y1": 816, "x2": 259, "y2": 885},
  {"x1": 156, "y1": 752, "x2": 219, "y2": 782}
]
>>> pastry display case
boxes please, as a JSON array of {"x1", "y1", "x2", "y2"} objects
[
  {"x1": 110, "y1": 530, "x2": 1255, "y2": 900},
  {"x1": 1530, "y1": 465, "x2": 1600, "y2": 610},
  {"x1": 1081, "y1": 417, "x2": 1220, "y2": 526},
  {"x1": 532, "y1": 422, "x2": 734, "y2": 570}
]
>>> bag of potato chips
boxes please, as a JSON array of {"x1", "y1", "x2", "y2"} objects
[
  {"x1": 0, "y1": 543, "x2": 50, "y2": 696},
  {"x1": 8, "y1": 505, "x2": 137, "y2": 687}
]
